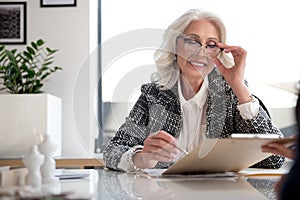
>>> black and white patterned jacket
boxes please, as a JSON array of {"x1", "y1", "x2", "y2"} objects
[{"x1": 103, "y1": 69, "x2": 285, "y2": 170}]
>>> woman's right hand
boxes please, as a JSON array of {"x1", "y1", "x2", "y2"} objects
[{"x1": 133, "y1": 130, "x2": 180, "y2": 169}]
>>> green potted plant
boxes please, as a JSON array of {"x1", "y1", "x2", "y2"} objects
[
  {"x1": 0, "y1": 39, "x2": 62, "y2": 93},
  {"x1": 0, "y1": 39, "x2": 62, "y2": 157}
]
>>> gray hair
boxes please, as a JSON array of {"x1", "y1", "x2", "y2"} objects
[{"x1": 153, "y1": 9, "x2": 233, "y2": 89}]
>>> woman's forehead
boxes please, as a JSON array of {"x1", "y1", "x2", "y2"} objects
[{"x1": 183, "y1": 20, "x2": 219, "y2": 40}]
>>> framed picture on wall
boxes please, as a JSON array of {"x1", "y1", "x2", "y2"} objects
[
  {"x1": 0, "y1": 2, "x2": 26, "y2": 45},
  {"x1": 41, "y1": 0, "x2": 77, "y2": 7}
]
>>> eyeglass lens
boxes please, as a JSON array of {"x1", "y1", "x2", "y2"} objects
[{"x1": 182, "y1": 37, "x2": 222, "y2": 58}]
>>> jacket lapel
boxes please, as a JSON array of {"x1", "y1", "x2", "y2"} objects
[{"x1": 206, "y1": 68, "x2": 228, "y2": 138}]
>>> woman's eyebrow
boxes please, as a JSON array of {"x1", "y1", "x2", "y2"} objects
[
  {"x1": 184, "y1": 33, "x2": 200, "y2": 38},
  {"x1": 184, "y1": 34, "x2": 219, "y2": 42},
  {"x1": 207, "y1": 37, "x2": 219, "y2": 41}
]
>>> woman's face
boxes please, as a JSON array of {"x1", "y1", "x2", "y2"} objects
[{"x1": 176, "y1": 19, "x2": 220, "y2": 82}]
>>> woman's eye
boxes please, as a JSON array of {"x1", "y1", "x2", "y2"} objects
[
  {"x1": 206, "y1": 44, "x2": 217, "y2": 49},
  {"x1": 185, "y1": 39, "x2": 200, "y2": 45},
  {"x1": 206, "y1": 40, "x2": 218, "y2": 48}
]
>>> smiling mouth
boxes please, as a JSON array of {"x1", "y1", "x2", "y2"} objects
[{"x1": 189, "y1": 61, "x2": 207, "y2": 68}]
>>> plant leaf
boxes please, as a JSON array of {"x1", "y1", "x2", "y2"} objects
[
  {"x1": 23, "y1": 51, "x2": 33, "y2": 60},
  {"x1": 36, "y1": 39, "x2": 44, "y2": 46},
  {"x1": 31, "y1": 41, "x2": 38, "y2": 50},
  {"x1": 26, "y1": 47, "x2": 35, "y2": 55}
]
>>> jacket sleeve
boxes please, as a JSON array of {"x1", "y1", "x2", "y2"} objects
[
  {"x1": 103, "y1": 84, "x2": 152, "y2": 170},
  {"x1": 233, "y1": 96, "x2": 286, "y2": 169}
]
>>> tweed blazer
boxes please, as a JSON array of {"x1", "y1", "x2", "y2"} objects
[{"x1": 103, "y1": 69, "x2": 285, "y2": 170}]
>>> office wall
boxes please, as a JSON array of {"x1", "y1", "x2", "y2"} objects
[{"x1": 0, "y1": 0, "x2": 96, "y2": 156}]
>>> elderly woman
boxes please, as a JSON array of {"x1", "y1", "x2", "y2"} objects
[{"x1": 103, "y1": 9, "x2": 285, "y2": 172}]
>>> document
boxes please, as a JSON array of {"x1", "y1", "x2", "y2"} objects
[
  {"x1": 142, "y1": 168, "x2": 238, "y2": 180},
  {"x1": 54, "y1": 169, "x2": 90, "y2": 179},
  {"x1": 163, "y1": 137, "x2": 286, "y2": 175}
]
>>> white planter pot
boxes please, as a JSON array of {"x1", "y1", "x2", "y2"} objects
[{"x1": 0, "y1": 94, "x2": 62, "y2": 157}]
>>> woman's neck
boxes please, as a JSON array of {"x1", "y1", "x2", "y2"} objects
[{"x1": 180, "y1": 76, "x2": 203, "y2": 100}]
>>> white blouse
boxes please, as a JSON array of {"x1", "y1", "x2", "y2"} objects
[{"x1": 177, "y1": 76, "x2": 208, "y2": 153}]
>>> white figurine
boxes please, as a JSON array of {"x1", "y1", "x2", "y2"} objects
[
  {"x1": 22, "y1": 145, "x2": 44, "y2": 187},
  {"x1": 38, "y1": 134, "x2": 59, "y2": 184}
]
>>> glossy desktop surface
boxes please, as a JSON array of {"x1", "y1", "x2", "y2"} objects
[
  {"x1": 98, "y1": 169, "x2": 280, "y2": 200},
  {"x1": 0, "y1": 166, "x2": 290, "y2": 200}
]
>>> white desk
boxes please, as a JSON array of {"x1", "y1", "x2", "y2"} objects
[{"x1": 0, "y1": 167, "x2": 289, "y2": 200}]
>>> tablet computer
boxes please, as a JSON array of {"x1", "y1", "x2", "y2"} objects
[{"x1": 163, "y1": 134, "x2": 284, "y2": 175}]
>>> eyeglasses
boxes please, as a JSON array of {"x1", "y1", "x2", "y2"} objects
[{"x1": 178, "y1": 36, "x2": 223, "y2": 58}]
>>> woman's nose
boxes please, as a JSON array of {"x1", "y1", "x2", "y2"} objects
[{"x1": 196, "y1": 46, "x2": 206, "y2": 56}]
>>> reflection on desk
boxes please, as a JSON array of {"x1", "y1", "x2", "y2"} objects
[
  {"x1": 100, "y1": 169, "x2": 281, "y2": 200},
  {"x1": 0, "y1": 168, "x2": 283, "y2": 200}
]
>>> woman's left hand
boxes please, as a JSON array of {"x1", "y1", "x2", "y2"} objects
[
  {"x1": 213, "y1": 43, "x2": 247, "y2": 87},
  {"x1": 213, "y1": 43, "x2": 251, "y2": 104}
]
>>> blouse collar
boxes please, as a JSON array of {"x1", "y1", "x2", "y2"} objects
[{"x1": 178, "y1": 76, "x2": 208, "y2": 109}]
